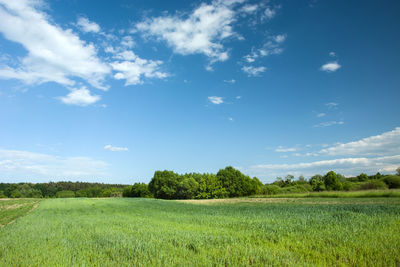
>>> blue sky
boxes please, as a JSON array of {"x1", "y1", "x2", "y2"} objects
[{"x1": 0, "y1": 0, "x2": 399, "y2": 184}]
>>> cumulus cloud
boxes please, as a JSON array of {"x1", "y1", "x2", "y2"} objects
[
  {"x1": 246, "y1": 155, "x2": 400, "y2": 181},
  {"x1": 263, "y1": 7, "x2": 276, "y2": 20},
  {"x1": 110, "y1": 51, "x2": 168, "y2": 86},
  {"x1": 208, "y1": 96, "x2": 224, "y2": 104},
  {"x1": 0, "y1": 147, "x2": 109, "y2": 182},
  {"x1": 320, "y1": 61, "x2": 341, "y2": 72},
  {"x1": 0, "y1": 0, "x2": 110, "y2": 89},
  {"x1": 59, "y1": 87, "x2": 100, "y2": 106},
  {"x1": 136, "y1": 0, "x2": 244, "y2": 63},
  {"x1": 242, "y1": 66, "x2": 266, "y2": 77},
  {"x1": 76, "y1": 17, "x2": 101, "y2": 33},
  {"x1": 104, "y1": 145, "x2": 129, "y2": 152},
  {"x1": 320, "y1": 127, "x2": 400, "y2": 156}
]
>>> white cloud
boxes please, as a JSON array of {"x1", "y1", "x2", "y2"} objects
[
  {"x1": 223, "y1": 79, "x2": 236, "y2": 83},
  {"x1": 208, "y1": 96, "x2": 224, "y2": 104},
  {"x1": 320, "y1": 127, "x2": 400, "y2": 157},
  {"x1": 0, "y1": 147, "x2": 109, "y2": 182},
  {"x1": 136, "y1": 0, "x2": 243, "y2": 63},
  {"x1": 76, "y1": 17, "x2": 100, "y2": 33},
  {"x1": 59, "y1": 87, "x2": 100, "y2": 106},
  {"x1": 329, "y1": 51, "x2": 336, "y2": 57},
  {"x1": 320, "y1": 61, "x2": 341, "y2": 72},
  {"x1": 263, "y1": 7, "x2": 276, "y2": 20},
  {"x1": 242, "y1": 66, "x2": 266, "y2": 77},
  {"x1": 275, "y1": 146, "x2": 298, "y2": 153},
  {"x1": 314, "y1": 121, "x2": 344, "y2": 127},
  {"x1": 111, "y1": 51, "x2": 168, "y2": 86},
  {"x1": 121, "y1": 36, "x2": 135, "y2": 48},
  {"x1": 104, "y1": 145, "x2": 129, "y2": 152},
  {"x1": 246, "y1": 155, "x2": 400, "y2": 181},
  {"x1": 317, "y1": 113, "x2": 326, "y2": 117},
  {"x1": 241, "y1": 4, "x2": 258, "y2": 14},
  {"x1": 236, "y1": 95, "x2": 242, "y2": 99},
  {"x1": 243, "y1": 34, "x2": 286, "y2": 63},
  {"x1": 325, "y1": 102, "x2": 339, "y2": 108},
  {"x1": 228, "y1": 117, "x2": 234, "y2": 121},
  {"x1": 0, "y1": 0, "x2": 110, "y2": 89}
]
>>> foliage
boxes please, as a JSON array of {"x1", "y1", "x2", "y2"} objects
[
  {"x1": 262, "y1": 185, "x2": 281, "y2": 195},
  {"x1": 357, "y1": 180, "x2": 388, "y2": 190},
  {"x1": 148, "y1": 167, "x2": 262, "y2": 199},
  {"x1": 383, "y1": 175, "x2": 400, "y2": 189},
  {"x1": 309, "y1": 174, "x2": 325, "y2": 191},
  {"x1": 323, "y1": 171, "x2": 343, "y2": 191},
  {"x1": 124, "y1": 183, "x2": 153, "y2": 198}
]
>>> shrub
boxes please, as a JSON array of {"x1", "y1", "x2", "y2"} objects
[
  {"x1": 357, "y1": 180, "x2": 388, "y2": 190},
  {"x1": 0, "y1": 190, "x2": 6, "y2": 198},
  {"x1": 383, "y1": 176, "x2": 400, "y2": 189},
  {"x1": 262, "y1": 185, "x2": 280, "y2": 195}
]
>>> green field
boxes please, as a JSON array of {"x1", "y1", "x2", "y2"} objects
[{"x1": 1, "y1": 198, "x2": 400, "y2": 266}]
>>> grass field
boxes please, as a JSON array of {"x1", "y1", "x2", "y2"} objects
[{"x1": 0, "y1": 198, "x2": 399, "y2": 266}]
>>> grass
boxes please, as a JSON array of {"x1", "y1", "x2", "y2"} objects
[
  {"x1": 0, "y1": 198, "x2": 399, "y2": 266},
  {"x1": 252, "y1": 189, "x2": 400, "y2": 198},
  {"x1": 0, "y1": 199, "x2": 41, "y2": 227}
]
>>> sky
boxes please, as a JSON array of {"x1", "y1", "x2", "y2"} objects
[{"x1": 0, "y1": 0, "x2": 399, "y2": 184}]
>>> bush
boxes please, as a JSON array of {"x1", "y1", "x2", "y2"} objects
[
  {"x1": 0, "y1": 190, "x2": 6, "y2": 198},
  {"x1": 56, "y1": 190, "x2": 75, "y2": 198},
  {"x1": 131, "y1": 183, "x2": 152, "y2": 198},
  {"x1": 383, "y1": 176, "x2": 400, "y2": 189},
  {"x1": 357, "y1": 180, "x2": 388, "y2": 190},
  {"x1": 262, "y1": 185, "x2": 280, "y2": 195}
]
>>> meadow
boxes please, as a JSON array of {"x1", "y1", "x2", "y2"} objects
[{"x1": 0, "y1": 198, "x2": 399, "y2": 266}]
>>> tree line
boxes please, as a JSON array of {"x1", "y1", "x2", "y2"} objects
[
  {"x1": 1, "y1": 167, "x2": 400, "y2": 199},
  {"x1": 0, "y1": 181, "x2": 126, "y2": 198}
]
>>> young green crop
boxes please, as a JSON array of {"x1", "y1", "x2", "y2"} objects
[{"x1": 0, "y1": 198, "x2": 399, "y2": 266}]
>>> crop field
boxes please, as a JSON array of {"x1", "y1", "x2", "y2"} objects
[{"x1": 0, "y1": 198, "x2": 400, "y2": 266}]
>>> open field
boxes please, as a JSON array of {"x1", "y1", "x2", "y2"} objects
[
  {"x1": 0, "y1": 199, "x2": 41, "y2": 227},
  {"x1": 1, "y1": 198, "x2": 400, "y2": 266}
]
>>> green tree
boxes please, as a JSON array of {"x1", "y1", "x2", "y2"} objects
[
  {"x1": 148, "y1": 170, "x2": 180, "y2": 199},
  {"x1": 357, "y1": 173, "x2": 368, "y2": 182},
  {"x1": 323, "y1": 171, "x2": 343, "y2": 191},
  {"x1": 309, "y1": 174, "x2": 325, "y2": 191},
  {"x1": 131, "y1": 183, "x2": 152, "y2": 198},
  {"x1": 216, "y1": 166, "x2": 256, "y2": 197}
]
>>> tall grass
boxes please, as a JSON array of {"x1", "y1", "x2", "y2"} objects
[{"x1": 0, "y1": 198, "x2": 399, "y2": 266}]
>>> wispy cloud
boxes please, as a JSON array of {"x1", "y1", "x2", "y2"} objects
[
  {"x1": 242, "y1": 66, "x2": 266, "y2": 77},
  {"x1": 243, "y1": 34, "x2": 286, "y2": 63},
  {"x1": 208, "y1": 96, "x2": 224, "y2": 104},
  {"x1": 0, "y1": 147, "x2": 109, "y2": 182},
  {"x1": 320, "y1": 61, "x2": 341, "y2": 72},
  {"x1": 246, "y1": 155, "x2": 400, "y2": 181},
  {"x1": 320, "y1": 127, "x2": 400, "y2": 156},
  {"x1": 316, "y1": 113, "x2": 326, "y2": 118},
  {"x1": 59, "y1": 87, "x2": 100, "y2": 106},
  {"x1": 0, "y1": 0, "x2": 110, "y2": 89},
  {"x1": 104, "y1": 145, "x2": 129, "y2": 152},
  {"x1": 223, "y1": 79, "x2": 236, "y2": 84},
  {"x1": 275, "y1": 146, "x2": 299, "y2": 153},
  {"x1": 325, "y1": 102, "x2": 339, "y2": 108},
  {"x1": 76, "y1": 17, "x2": 101, "y2": 33},
  {"x1": 314, "y1": 120, "x2": 344, "y2": 127}
]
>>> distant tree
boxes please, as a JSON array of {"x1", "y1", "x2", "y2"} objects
[
  {"x1": 131, "y1": 183, "x2": 152, "y2": 198},
  {"x1": 383, "y1": 175, "x2": 400, "y2": 189},
  {"x1": 10, "y1": 190, "x2": 22, "y2": 198},
  {"x1": 0, "y1": 190, "x2": 7, "y2": 198},
  {"x1": 357, "y1": 173, "x2": 368, "y2": 182},
  {"x1": 397, "y1": 167, "x2": 400, "y2": 176},
  {"x1": 216, "y1": 166, "x2": 257, "y2": 197},
  {"x1": 323, "y1": 171, "x2": 343, "y2": 191},
  {"x1": 149, "y1": 170, "x2": 180, "y2": 199},
  {"x1": 309, "y1": 174, "x2": 325, "y2": 191}
]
